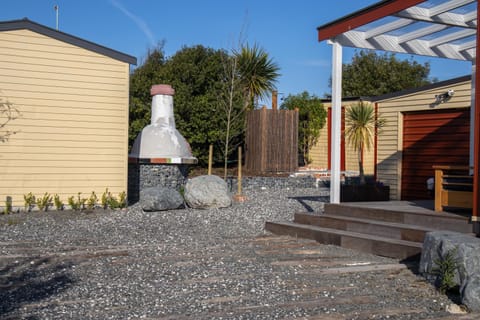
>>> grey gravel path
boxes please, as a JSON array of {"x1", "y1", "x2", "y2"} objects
[{"x1": 0, "y1": 188, "x2": 476, "y2": 319}]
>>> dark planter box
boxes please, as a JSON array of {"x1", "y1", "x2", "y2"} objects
[{"x1": 341, "y1": 184, "x2": 390, "y2": 202}]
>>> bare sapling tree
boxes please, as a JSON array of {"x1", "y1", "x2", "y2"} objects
[
  {"x1": 217, "y1": 50, "x2": 246, "y2": 180},
  {"x1": 216, "y1": 23, "x2": 249, "y2": 180},
  {"x1": 0, "y1": 95, "x2": 20, "y2": 143}
]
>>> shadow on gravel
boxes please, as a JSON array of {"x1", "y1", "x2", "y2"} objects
[
  {"x1": 288, "y1": 196, "x2": 328, "y2": 212},
  {"x1": 0, "y1": 257, "x2": 75, "y2": 317}
]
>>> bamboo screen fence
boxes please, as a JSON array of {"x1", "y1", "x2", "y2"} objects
[{"x1": 245, "y1": 107, "x2": 298, "y2": 173}]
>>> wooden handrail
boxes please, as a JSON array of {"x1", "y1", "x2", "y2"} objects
[
  {"x1": 432, "y1": 165, "x2": 472, "y2": 171},
  {"x1": 433, "y1": 165, "x2": 473, "y2": 212}
]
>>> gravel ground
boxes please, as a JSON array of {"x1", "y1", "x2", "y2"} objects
[{"x1": 0, "y1": 188, "x2": 476, "y2": 319}]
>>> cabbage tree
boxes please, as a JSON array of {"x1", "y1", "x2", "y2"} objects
[
  {"x1": 235, "y1": 44, "x2": 280, "y2": 110},
  {"x1": 344, "y1": 101, "x2": 385, "y2": 184}
]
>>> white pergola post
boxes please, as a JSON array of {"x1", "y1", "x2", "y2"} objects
[
  {"x1": 470, "y1": 61, "x2": 476, "y2": 174},
  {"x1": 329, "y1": 40, "x2": 342, "y2": 203}
]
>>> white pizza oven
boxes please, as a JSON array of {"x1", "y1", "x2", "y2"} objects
[
  {"x1": 128, "y1": 84, "x2": 197, "y2": 204},
  {"x1": 129, "y1": 84, "x2": 197, "y2": 164}
]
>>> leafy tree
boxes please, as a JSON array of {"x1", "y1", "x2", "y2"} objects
[
  {"x1": 339, "y1": 50, "x2": 432, "y2": 97},
  {"x1": 344, "y1": 101, "x2": 385, "y2": 184},
  {"x1": 280, "y1": 91, "x2": 327, "y2": 165},
  {"x1": 161, "y1": 45, "x2": 241, "y2": 166},
  {"x1": 235, "y1": 44, "x2": 281, "y2": 110},
  {"x1": 129, "y1": 45, "x2": 245, "y2": 166}
]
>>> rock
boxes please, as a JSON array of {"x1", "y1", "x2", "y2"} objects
[
  {"x1": 419, "y1": 231, "x2": 464, "y2": 285},
  {"x1": 446, "y1": 303, "x2": 467, "y2": 314},
  {"x1": 184, "y1": 175, "x2": 231, "y2": 209},
  {"x1": 140, "y1": 187, "x2": 184, "y2": 211},
  {"x1": 419, "y1": 230, "x2": 480, "y2": 312},
  {"x1": 462, "y1": 276, "x2": 480, "y2": 312}
]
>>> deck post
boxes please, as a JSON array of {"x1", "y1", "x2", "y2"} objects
[{"x1": 329, "y1": 40, "x2": 342, "y2": 204}]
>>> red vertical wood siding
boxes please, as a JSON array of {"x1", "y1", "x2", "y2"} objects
[{"x1": 401, "y1": 109, "x2": 470, "y2": 200}]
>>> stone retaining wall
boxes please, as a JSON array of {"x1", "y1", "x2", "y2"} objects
[
  {"x1": 226, "y1": 176, "x2": 323, "y2": 192},
  {"x1": 128, "y1": 164, "x2": 189, "y2": 203},
  {"x1": 128, "y1": 170, "x2": 328, "y2": 204}
]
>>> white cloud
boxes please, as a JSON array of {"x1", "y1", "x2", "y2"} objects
[{"x1": 109, "y1": 0, "x2": 155, "y2": 46}]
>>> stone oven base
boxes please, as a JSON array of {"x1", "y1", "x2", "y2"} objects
[{"x1": 128, "y1": 163, "x2": 189, "y2": 204}]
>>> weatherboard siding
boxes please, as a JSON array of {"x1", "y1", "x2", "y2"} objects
[
  {"x1": 309, "y1": 119, "x2": 329, "y2": 168},
  {"x1": 0, "y1": 29, "x2": 130, "y2": 207},
  {"x1": 375, "y1": 80, "x2": 471, "y2": 200}
]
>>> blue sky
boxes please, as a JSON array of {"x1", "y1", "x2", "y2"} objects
[{"x1": 1, "y1": 0, "x2": 473, "y2": 104}]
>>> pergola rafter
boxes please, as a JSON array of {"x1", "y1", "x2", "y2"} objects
[{"x1": 321, "y1": 0, "x2": 477, "y2": 61}]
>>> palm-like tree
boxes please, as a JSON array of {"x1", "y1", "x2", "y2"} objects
[
  {"x1": 235, "y1": 44, "x2": 280, "y2": 110},
  {"x1": 344, "y1": 101, "x2": 385, "y2": 184}
]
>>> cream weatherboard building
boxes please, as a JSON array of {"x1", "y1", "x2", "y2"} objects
[
  {"x1": 373, "y1": 75, "x2": 471, "y2": 201},
  {"x1": 0, "y1": 19, "x2": 136, "y2": 208},
  {"x1": 310, "y1": 76, "x2": 472, "y2": 201}
]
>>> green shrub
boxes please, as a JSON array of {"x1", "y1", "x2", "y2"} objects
[
  {"x1": 19, "y1": 189, "x2": 125, "y2": 213},
  {"x1": 106, "y1": 194, "x2": 119, "y2": 209},
  {"x1": 68, "y1": 192, "x2": 86, "y2": 211},
  {"x1": 432, "y1": 247, "x2": 462, "y2": 294},
  {"x1": 101, "y1": 188, "x2": 110, "y2": 209},
  {"x1": 86, "y1": 191, "x2": 98, "y2": 210},
  {"x1": 101, "y1": 188, "x2": 127, "y2": 209},
  {"x1": 23, "y1": 192, "x2": 36, "y2": 212},
  {"x1": 36, "y1": 192, "x2": 52, "y2": 211},
  {"x1": 67, "y1": 196, "x2": 77, "y2": 211},
  {"x1": 118, "y1": 191, "x2": 127, "y2": 209},
  {"x1": 54, "y1": 194, "x2": 64, "y2": 210}
]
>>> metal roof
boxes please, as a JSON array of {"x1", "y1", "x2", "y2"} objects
[
  {"x1": 0, "y1": 18, "x2": 137, "y2": 65},
  {"x1": 370, "y1": 74, "x2": 471, "y2": 101},
  {"x1": 318, "y1": 0, "x2": 477, "y2": 61}
]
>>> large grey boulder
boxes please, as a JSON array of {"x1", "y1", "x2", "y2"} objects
[
  {"x1": 140, "y1": 187, "x2": 184, "y2": 211},
  {"x1": 184, "y1": 175, "x2": 231, "y2": 209},
  {"x1": 419, "y1": 231, "x2": 480, "y2": 312},
  {"x1": 462, "y1": 277, "x2": 480, "y2": 310}
]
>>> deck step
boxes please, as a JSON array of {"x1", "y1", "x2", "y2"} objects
[
  {"x1": 265, "y1": 221, "x2": 422, "y2": 260},
  {"x1": 324, "y1": 203, "x2": 472, "y2": 233},
  {"x1": 294, "y1": 213, "x2": 435, "y2": 243}
]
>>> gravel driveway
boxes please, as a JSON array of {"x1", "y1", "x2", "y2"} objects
[{"x1": 0, "y1": 188, "x2": 476, "y2": 319}]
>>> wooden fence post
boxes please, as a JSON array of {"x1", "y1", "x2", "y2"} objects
[
  {"x1": 208, "y1": 144, "x2": 213, "y2": 175},
  {"x1": 233, "y1": 146, "x2": 247, "y2": 202}
]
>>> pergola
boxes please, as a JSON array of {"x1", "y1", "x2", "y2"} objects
[{"x1": 317, "y1": 0, "x2": 479, "y2": 227}]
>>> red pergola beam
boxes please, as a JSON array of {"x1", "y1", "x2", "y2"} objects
[
  {"x1": 473, "y1": 5, "x2": 480, "y2": 223},
  {"x1": 317, "y1": 0, "x2": 426, "y2": 41}
]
